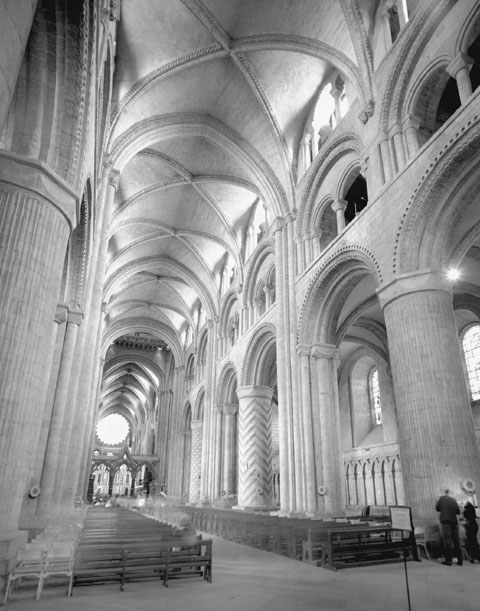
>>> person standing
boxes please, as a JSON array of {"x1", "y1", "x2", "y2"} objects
[
  {"x1": 463, "y1": 501, "x2": 480, "y2": 563},
  {"x1": 435, "y1": 489, "x2": 463, "y2": 566}
]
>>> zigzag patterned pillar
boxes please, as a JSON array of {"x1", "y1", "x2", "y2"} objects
[
  {"x1": 236, "y1": 386, "x2": 274, "y2": 508},
  {"x1": 188, "y1": 420, "x2": 203, "y2": 504}
]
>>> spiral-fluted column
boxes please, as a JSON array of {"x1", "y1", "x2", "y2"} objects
[
  {"x1": 311, "y1": 344, "x2": 344, "y2": 513},
  {"x1": 378, "y1": 271, "x2": 480, "y2": 521},
  {"x1": 188, "y1": 420, "x2": 203, "y2": 504},
  {"x1": 236, "y1": 386, "x2": 274, "y2": 509},
  {"x1": 0, "y1": 153, "x2": 75, "y2": 534}
]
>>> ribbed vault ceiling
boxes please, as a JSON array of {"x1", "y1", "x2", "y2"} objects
[{"x1": 100, "y1": 1, "x2": 387, "y2": 422}]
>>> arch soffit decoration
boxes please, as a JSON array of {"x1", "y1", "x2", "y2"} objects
[
  {"x1": 403, "y1": 55, "x2": 451, "y2": 123},
  {"x1": 216, "y1": 362, "x2": 238, "y2": 405},
  {"x1": 335, "y1": 295, "x2": 385, "y2": 346},
  {"x1": 239, "y1": 322, "x2": 277, "y2": 387},
  {"x1": 380, "y1": 0, "x2": 458, "y2": 130},
  {"x1": 297, "y1": 132, "x2": 364, "y2": 237},
  {"x1": 193, "y1": 389, "x2": 205, "y2": 422},
  {"x1": 453, "y1": 293, "x2": 480, "y2": 322},
  {"x1": 297, "y1": 246, "x2": 382, "y2": 347},
  {"x1": 243, "y1": 240, "x2": 275, "y2": 305},
  {"x1": 101, "y1": 317, "x2": 184, "y2": 366},
  {"x1": 218, "y1": 288, "x2": 240, "y2": 335},
  {"x1": 338, "y1": 345, "x2": 388, "y2": 381},
  {"x1": 108, "y1": 113, "x2": 289, "y2": 219},
  {"x1": 394, "y1": 123, "x2": 480, "y2": 275}
]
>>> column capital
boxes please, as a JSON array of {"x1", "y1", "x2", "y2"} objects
[
  {"x1": 273, "y1": 217, "x2": 286, "y2": 234},
  {"x1": 67, "y1": 309, "x2": 84, "y2": 325},
  {"x1": 191, "y1": 419, "x2": 203, "y2": 431},
  {"x1": 296, "y1": 344, "x2": 312, "y2": 357},
  {"x1": 215, "y1": 404, "x2": 224, "y2": 414},
  {"x1": 310, "y1": 344, "x2": 340, "y2": 363},
  {"x1": 223, "y1": 403, "x2": 238, "y2": 416},
  {"x1": 55, "y1": 302, "x2": 69, "y2": 324},
  {"x1": 447, "y1": 52, "x2": 474, "y2": 79},
  {"x1": 402, "y1": 113, "x2": 421, "y2": 130},
  {"x1": 108, "y1": 168, "x2": 121, "y2": 191},
  {"x1": 0, "y1": 150, "x2": 78, "y2": 230},
  {"x1": 236, "y1": 385, "x2": 274, "y2": 401},
  {"x1": 331, "y1": 199, "x2": 348, "y2": 213},
  {"x1": 376, "y1": 270, "x2": 453, "y2": 310}
]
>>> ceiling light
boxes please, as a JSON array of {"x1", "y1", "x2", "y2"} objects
[{"x1": 446, "y1": 268, "x2": 460, "y2": 281}]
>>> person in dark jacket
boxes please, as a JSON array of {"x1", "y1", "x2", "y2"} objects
[
  {"x1": 463, "y1": 501, "x2": 480, "y2": 563},
  {"x1": 435, "y1": 489, "x2": 462, "y2": 566}
]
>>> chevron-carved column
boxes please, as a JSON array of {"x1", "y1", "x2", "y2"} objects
[
  {"x1": 236, "y1": 386, "x2": 274, "y2": 508},
  {"x1": 188, "y1": 420, "x2": 203, "y2": 504}
]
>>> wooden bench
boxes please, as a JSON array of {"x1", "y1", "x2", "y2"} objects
[
  {"x1": 321, "y1": 525, "x2": 419, "y2": 571},
  {"x1": 73, "y1": 545, "x2": 124, "y2": 587},
  {"x1": 164, "y1": 539, "x2": 212, "y2": 587},
  {"x1": 73, "y1": 539, "x2": 213, "y2": 591},
  {"x1": 302, "y1": 522, "x2": 352, "y2": 564}
]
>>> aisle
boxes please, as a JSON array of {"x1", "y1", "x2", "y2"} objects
[{"x1": 5, "y1": 532, "x2": 480, "y2": 611}]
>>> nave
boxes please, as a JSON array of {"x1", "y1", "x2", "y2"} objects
[{"x1": 5, "y1": 512, "x2": 480, "y2": 611}]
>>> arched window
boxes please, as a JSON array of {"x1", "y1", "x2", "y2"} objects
[
  {"x1": 369, "y1": 368, "x2": 382, "y2": 425},
  {"x1": 462, "y1": 324, "x2": 480, "y2": 400}
]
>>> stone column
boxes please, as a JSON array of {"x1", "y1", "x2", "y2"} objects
[
  {"x1": 273, "y1": 218, "x2": 292, "y2": 513},
  {"x1": 403, "y1": 115, "x2": 420, "y2": 160},
  {"x1": 68, "y1": 166, "x2": 120, "y2": 501},
  {"x1": 188, "y1": 420, "x2": 203, "y2": 504},
  {"x1": 199, "y1": 320, "x2": 216, "y2": 502},
  {"x1": 378, "y1": 271, "x2": 480, "y2": 521},
  {"x1": 379, "y1": 137, "x2": 393, "y2": 182},
  {"x1": 222, "y1": 404, "x2": 238, "y2": 495},
  {"x1": 0, "y1": 1, "x2": 38, "y2": 132},
  {"x1": 236, "y1": 386, "x2": 273, "y2": 509},
  {"x1": 298, "y1": 348, "x2": 318, "y2": 514},
  {"x1": 213, "y1": 405, "x2": 223, "y2": 498},
  {"x1": 397, "y1": 0, "x2": 408, "y2": 28},
  {"x1": 300, "y1": 133, "x2": 312, "y2": 175},
  {"x1": 311, "y1": 344, "x2": 344, "y2": 513},
  {"x1": 38, "y1": 309, "x2": 83, "y2": 515},
  {"x1": 331, "y1": 199, "x2": 348, "y2": 233},
  {"x1": 390, "y1": 124, "x2": 406, "y2": 171},
  {"x1": 0, "y1": 152, "x2": 75, "y2": 535},
  {"x1": 447, "y1": 53, "x2": 474, "y2": 105}
]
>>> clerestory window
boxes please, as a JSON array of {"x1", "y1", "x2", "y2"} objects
[
  {"x1": 369, "y1": 368, "x2": 382, "y2": 425},
  {"x1": 462, "y1": 324, "x2": 480, "y2": 400}
]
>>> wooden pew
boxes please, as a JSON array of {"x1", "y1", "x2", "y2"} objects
[
  {"x1": 321, "y1": 525, "x2": 419, "y2": 571},
  {"x1": 163, "y1": 539, "x2": 212, "y2": 587}
]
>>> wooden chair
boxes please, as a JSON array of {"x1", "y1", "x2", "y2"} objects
[
  {"x1": 4, "y1": 547, "x2": 47, "y2": 604},
  {"x1": 42, "y1": 540, "x2": 76, "y2": 597}
]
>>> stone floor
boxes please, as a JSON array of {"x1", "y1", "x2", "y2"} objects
[{"x1": 4, "y1": 534, "x2": 480, "y2": 611}]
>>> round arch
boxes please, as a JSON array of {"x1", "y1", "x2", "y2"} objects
[{"x1": 298, "y1": 246, "x2": 382, "y2": 347}]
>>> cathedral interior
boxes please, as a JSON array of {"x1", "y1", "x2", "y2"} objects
[{"x1": 1, "y1": 0, "x2": 480, "y2": 590}]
